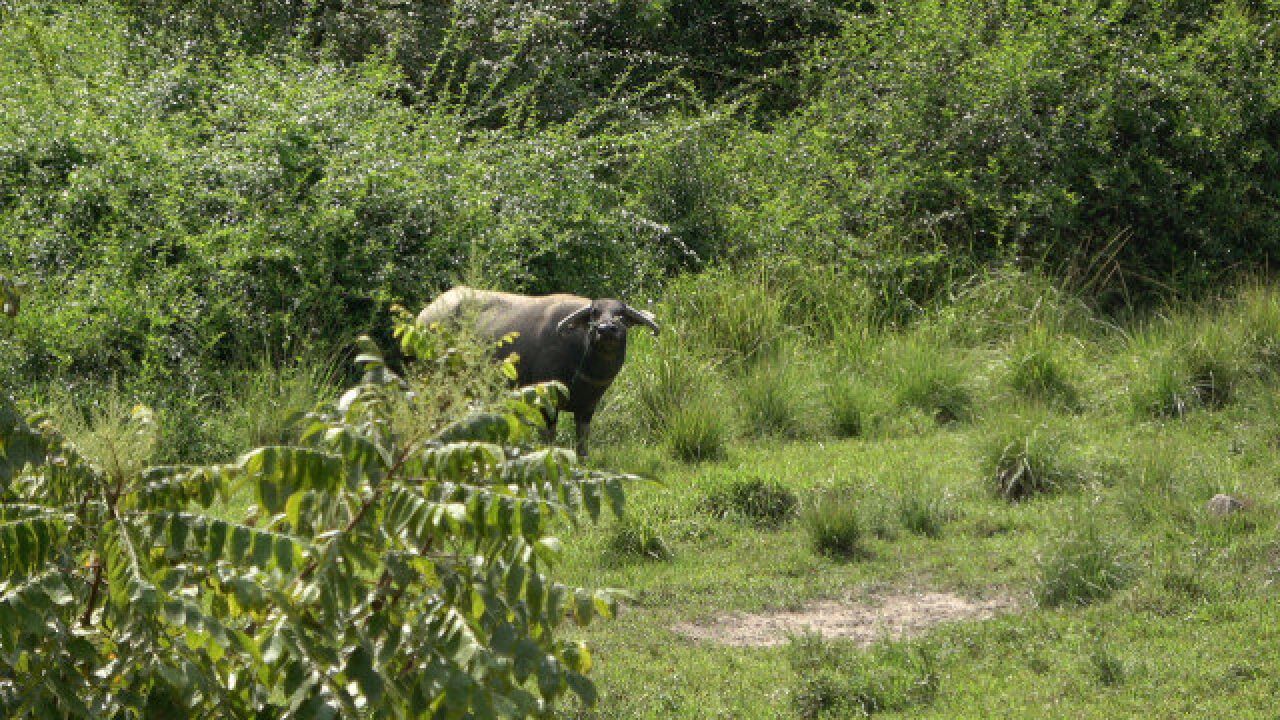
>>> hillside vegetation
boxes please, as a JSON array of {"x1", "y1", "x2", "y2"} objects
[
  {"x1": 4, "y1": 0, "x2": 1280, "y2": 717},
  {"x1": 3, "y1": 0, "x2": 1279, "y2": 455}
]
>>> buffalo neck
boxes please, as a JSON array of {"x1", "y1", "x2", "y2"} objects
[{"x1": 572, "y1": 338, "x2": 626, "y2": 388}]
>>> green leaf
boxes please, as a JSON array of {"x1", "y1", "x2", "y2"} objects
[
  {"x1": 239, "y1": 447, "x2": 342, "y2": 515},
  {"x1": 566, "y1": 672, "x2": 598, "y2": 707},
  {"x1": 534, "y1": 537, "x2": 563, "y2": 565},
  {"x1": 344, "y1": 644, "x2": 385, "y2": 706}
]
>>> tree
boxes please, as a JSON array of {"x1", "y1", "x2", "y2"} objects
[{"x1": 0, "y1": 297, "x2": 628, "y2": 718}]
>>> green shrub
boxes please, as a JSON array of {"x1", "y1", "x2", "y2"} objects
[
  {"x1": 809, "y1": 0, "x2": 1280, "y2": 303},
  {"x1": 985, "y1": 417, "x2": 1084, "y2": 501},
  {"x1": 803, "y1": 486, "x2": 867, "y2": 559},
  {"x1": 1035, "y1": 523, "x2": 1132, "y2": 608},
  {"x1": 701, "y1": 474, "x2": 799, "y2": 529},
  {"x1": 789, "y1": 634, "x2": 939, "y2": 719},
  {"x1": 0, "y1": 315, "x2": 627, "y2": 716}
]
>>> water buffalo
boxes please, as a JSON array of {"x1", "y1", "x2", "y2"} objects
[{"x1": 417, "y1": 286, "x2": 659, "y2": 458}]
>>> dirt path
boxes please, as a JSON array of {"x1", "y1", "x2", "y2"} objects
[{"x1": 673, "y1": 590, "x2": 1018, "y2": 647}]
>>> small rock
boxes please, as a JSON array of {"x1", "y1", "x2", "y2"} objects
[{"x1": 1206, "y1": 494, "x2": 1246, "y2": 516}]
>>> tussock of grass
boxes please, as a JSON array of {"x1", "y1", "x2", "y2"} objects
[
  {"x1": 984, "y1": 417, "x2": 1084, "y2": 500},
  {"x1": 739, "y1": 355, "x2": 812, "y2": 439},
  {"x1": 701, "y1": 473, "x2": 798, "y2": 528},
  {"x1": 803, "y1": 486, "x2": 867, "y2": 559},
  {"x1": 37, "y1": 388, "x2": 158, "y2": 482},
  {"x1": 930, "y1": 266, "x2": 1091, "y2": 346},
  {"x1": 897, "y1": 492, "x2": 955, "y2": 538},
  {"x1": 1035, "y1": 522, "x2": 1131, "y2": 608},
  {"x1": 1128, "y1": 316, "x2": 1247, "y2": 418},
  {"x1": 664, "y1": 392, "x2": 729, "y2": 463},
  {"x1": 1233, "y1": 282, "x2": 1280, "y2": 371},
  {"x1": 822, "y1": 374, "x2": 881, "y2": 439},
  {"x1": 1088, "y1": 643, "x2": 1128, "y2": 687},
  {"x1": 884, "y1": 334, "x2": 973, "y2": 424},
  {"x1": 213, "y1": 355, "x2": 337, "y2": 453},
  {"x1": 1003, "y1": 323, "x2": 1081, "y2": 409},
  {"x1": 606, "y1": 514, "x2": 673, "y2": 563},
  {"x1": 661, "y1": 268, "x2": 789, "y2": 367},
  {"x1": 789, "y1": 635, "x2": 939, "y2": 719}
]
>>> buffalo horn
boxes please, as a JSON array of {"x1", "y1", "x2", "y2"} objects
[
  {"x1": 556, "y1": 305, "x2": 593, "y2": 336},
  {"x1": 623, "y1": 305, "x2": 660, "y2": 335}
]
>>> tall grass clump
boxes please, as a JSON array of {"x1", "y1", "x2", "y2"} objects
[
  {"x1": 739, "y1": 351, "x2": 814, "y2": 439},
  {"x1": 210, "y1": 354, "x2": 338, "y2": 455},
  {"x1": 803, "y1": 485, "x2": 867, "y2": 559},
  {"x1": 932, "y1": 266, "x2": 1090, "y2": 347},
  {"x1": 1003, "y1": 324, "x2": 1081, "y2": 409},
  {"x1": 1129, "y1": 315, "x2": 1246, "y2": 418},
  {"x1": 984, "y1": 416, "x2": 1084, "y2": 501},
  {"x1": 602, "y1": 339, "x2": 707, "y2": 440},
  {"x1": 664, "y1": 391, "x2": 730, "y2": 463},
  {"x1": 606, "y1": 513, "x2": 674, "y2": 563},
  {"x1": 661, "y1": 267, "x2": 789, "y2": 368},
  {"x1": 897, "y1": 492, "x2": 955, "y2": 538},
  {"x1": 1231, "y1": 282, "x2": 1280, "y2": 372},
  {"x1": 701, "y1": 472, "x2": 799, "y2": 529},
  {"x1": 789, "y1": 635, "x2": 939, "y2": 719},
  {"x1": 1035, "y1": 521, "x2": 1132, "y2": 608},
  {"x1": 821, "y1": 372, "x2": 883, "y2": 439},
  {"x1": 36, "y1": 389, "x2": 157, "y2": 483},
  {"x1": 883, "y1": 333, "x2": 973, "y2": 424}
]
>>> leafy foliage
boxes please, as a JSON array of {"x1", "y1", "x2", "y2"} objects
[{"x1": 0, "y1": 311, "x2": 630, "y2": 717}]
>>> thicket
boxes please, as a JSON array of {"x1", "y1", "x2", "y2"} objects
[{"x1": 2, "y1": 0, "x2": 1279, "y2": 457}]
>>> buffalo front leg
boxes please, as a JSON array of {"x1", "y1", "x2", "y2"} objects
[
  {"x1": 574, "y1": 412, "x2": 594, "y2": 460},
  {"x1": 541, "y1": 407, "x2": 559, "y2": 446}
]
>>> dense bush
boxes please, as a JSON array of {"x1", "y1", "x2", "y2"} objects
[
  {"x1": 6, "y1": 0, "x2": 1280, "y2": 461},
  {"x1": 0, "y1": 5, "x2": 672, "y2": 405},
  {"x1": 116, "y1": 0, "x2": 853, "y2": 120},
  {"x1": 797, "y1": 0, "x2": 1280, "y2": 303}
]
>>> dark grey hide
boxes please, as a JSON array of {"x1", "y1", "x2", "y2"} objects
[{"x1": 417, "y1": 287, "x2": 659, "y2": 458}]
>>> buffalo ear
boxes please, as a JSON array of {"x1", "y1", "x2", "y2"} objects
[
  {"x1": 622, "y1": 305, "x2": 660, "y2": 336},
  {"x1": 556, "y1": 305, "x2": 593, "y2": 336}
]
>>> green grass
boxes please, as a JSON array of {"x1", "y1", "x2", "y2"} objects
[
  {"x1": 700, "y1": 472, "x2": 799, "y2": 529},
  {"x1": 738, "y1": 355, "x2": 813, "y2": 439},
  {"x1": 29, "y1": 272, "x2": 1280, "y2": 719},
  {"x1": 802, "y1": 485, "x2": 869, "y2": 559},
  {"x1": 545, "y1": 283, "x2": 1280, "y2": 719}
]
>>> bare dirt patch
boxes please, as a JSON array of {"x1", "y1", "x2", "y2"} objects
[{"x1": 673, "y1": 591, "x2": 1018, "y2": 648}]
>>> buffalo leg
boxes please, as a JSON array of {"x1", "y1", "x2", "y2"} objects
[
  {"x1": 541, "y1": 407, "x2": 559, "y2": 446},
  {"x1": 574, "y1": 412, "x2": 593, "y2": 460}
]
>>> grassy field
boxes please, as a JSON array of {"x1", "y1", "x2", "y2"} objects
[
  {"x1": 33, "y1": 271, "x2": 1280, "y2": 718},
  {"x1": 541, "y1": 278, "x2": 1280, "y2": 719}
]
